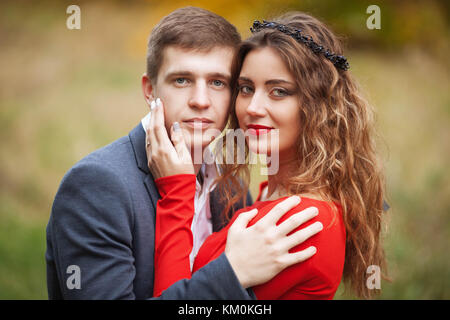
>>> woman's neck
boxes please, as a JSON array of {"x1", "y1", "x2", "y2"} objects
[
  {"x1": 264, "y1": 156, "x2": 325, "y2": 203},
  {"x1": 265, "y1": 156, "x2": 298, "y2": 201}
]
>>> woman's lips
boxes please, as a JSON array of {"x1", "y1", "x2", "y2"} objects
[{"x1": 247, "y1": 124, "x2": 274, "y2": 136}]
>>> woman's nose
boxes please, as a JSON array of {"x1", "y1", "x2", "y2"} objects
[{"x1": 246, "y1": 93, "x2": 267, "y2": 117}]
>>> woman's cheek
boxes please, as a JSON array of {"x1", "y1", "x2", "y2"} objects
[{"x1": 235, "y1": 99, "x2": 246, "y2": 126}]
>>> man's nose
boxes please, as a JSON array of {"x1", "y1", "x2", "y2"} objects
[{"x1": 189, "y1": 81, "x2": 211, "y2": 110}]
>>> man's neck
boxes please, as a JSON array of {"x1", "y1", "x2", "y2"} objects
[{"x1": 192, "y1": 145, "x2": 212, "y2": 176}]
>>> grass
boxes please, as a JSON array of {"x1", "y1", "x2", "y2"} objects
[{"x1": 0, "y1": 197, "x2": 47, "y2": 299}]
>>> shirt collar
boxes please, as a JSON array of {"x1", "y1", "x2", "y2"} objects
[{"x1": 198, "y1": 148, "x2": 219, "y2": 193}]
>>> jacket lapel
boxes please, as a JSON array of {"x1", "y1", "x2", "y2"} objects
[
  {"x1": 128, "y1": 124, "x2": 160, "y2": 214},
  {"x1": 210, "y1": 185, "x2": 254, "y2": 232},
  {"x1": 210, "y1": 188, "x2": 227, "y2": 232}
]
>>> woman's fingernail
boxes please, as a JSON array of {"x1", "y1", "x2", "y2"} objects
[
  {"x1": 173, "y1": 121, "x2": 180, "y2": 132},
  {"x1": 150, "y1": 100, "x2": 156, "y2": 110}
]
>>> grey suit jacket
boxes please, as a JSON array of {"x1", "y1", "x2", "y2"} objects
[{"x1": 46, "y1": 124, "x2": 253, "y2": 300}]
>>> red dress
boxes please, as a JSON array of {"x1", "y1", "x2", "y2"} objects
[{"x1": 153, "y1": 174, "x2": 346, "y2": 299}]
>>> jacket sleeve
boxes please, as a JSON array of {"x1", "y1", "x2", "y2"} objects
[
  {"x1": 155, "y1": 252, "x2": 252, "y2": 300},
  {"x1": 47, "y1": 164, "x2": 252, "y2": 300},
  {"x1": 47, "y1": 161, "x2": 137, "y2": 299}
]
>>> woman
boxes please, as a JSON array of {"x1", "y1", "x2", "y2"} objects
[{"x1": 148, "y1": 12, "x2": 387, "y2": 299}]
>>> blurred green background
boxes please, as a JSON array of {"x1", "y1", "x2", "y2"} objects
[{"x1": 0, "y1": 0, "x2": 449, "y2": 299}]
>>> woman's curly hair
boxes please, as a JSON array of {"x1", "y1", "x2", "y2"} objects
[{"x1": 214, "y1": 11, "x2": 389, "y2": 299}]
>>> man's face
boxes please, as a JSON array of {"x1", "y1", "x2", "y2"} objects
[{"x1": 143, "y1": 46, "x2": 234, "y2": 153}]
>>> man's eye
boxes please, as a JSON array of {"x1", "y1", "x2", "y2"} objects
[
  {"x1": 175, "y1": 78, "x2": 188, "y2": 85},
  {"x1": 212, "y1": 80, "x2": 225, "y2": 87}
]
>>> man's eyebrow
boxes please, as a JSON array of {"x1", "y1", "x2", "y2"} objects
[
  {"x1": 165, "y1": 71, "x2": 231, "y2": 80},
  {"x1": 164, "y1": 71, "x2": 193, "y2": 79},
  {"x1": 208, "y1": 72, "x2": 231, "y2": 81}
]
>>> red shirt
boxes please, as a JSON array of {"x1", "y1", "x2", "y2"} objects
[{"x1": 153, "y1": 174, "x2": 346, "y2": 299}]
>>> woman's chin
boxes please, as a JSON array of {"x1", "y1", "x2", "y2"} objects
[{"x1": 247, "y1": 143, "x2": 271, "y2": 156}]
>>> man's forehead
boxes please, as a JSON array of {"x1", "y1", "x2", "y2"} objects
[{"x1": 160, "y1": 45, "x2": 234, "y2": 77}]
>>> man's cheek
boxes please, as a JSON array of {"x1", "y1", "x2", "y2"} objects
[
  {"x1": 220, "y1": 107, "x2": 231, "y2": 127},
  {"x1": 164, "y1": 116, "x2": 173, "y2": 132}
]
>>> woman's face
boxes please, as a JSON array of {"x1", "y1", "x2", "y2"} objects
[{"x1": 235, "y1": 47, "x2": 301, "y2": 161}]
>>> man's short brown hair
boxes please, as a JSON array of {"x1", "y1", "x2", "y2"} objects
[{"x1": 146, "y1": 7, "x2": 241, "y2": 82}]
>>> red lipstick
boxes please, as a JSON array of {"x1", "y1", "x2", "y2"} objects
[{"x1": 247, "y1": 124, "x2": 274, "y2": 136}]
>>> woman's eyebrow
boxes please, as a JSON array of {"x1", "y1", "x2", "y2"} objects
[
  {"x1": 237, "y1": 76, "x2": 253, "y2": 83},
  {"x1": 265, "y1": 79, "x2": 295, "y2": 86},
  {"x1": 238, "y1": 77, "x2": 295, "y2": 87}
]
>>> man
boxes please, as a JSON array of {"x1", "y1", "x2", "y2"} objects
[{"x1": 46, "y1": 6, "x2": 321, "y2": 300}]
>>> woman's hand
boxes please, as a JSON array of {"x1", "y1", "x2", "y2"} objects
[{"x1": 146, "y1": 98, "x2": 194, "y2": 179}]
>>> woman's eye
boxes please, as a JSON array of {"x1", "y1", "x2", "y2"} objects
[
  {"x1": 272, "y1": 88, "x2": 289, "y2": 97},
  {"x1": 239, "y1": 85, "x2": 254, "y2": 95}
]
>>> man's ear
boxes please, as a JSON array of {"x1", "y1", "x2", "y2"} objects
[{"x1": 141, "y1": 73, "x2": 155, "y2": 104}]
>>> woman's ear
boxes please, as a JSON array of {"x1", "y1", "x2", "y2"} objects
[{"x1": 141, "y1": 73, "x2": 155, "y2": 104}]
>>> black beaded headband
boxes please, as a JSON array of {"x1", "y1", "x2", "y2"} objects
[{"x1": 250, "y1": 20, "x2": 350, "y2": 71}]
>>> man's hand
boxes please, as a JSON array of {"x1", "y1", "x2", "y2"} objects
[
  {"x1": 225, "y1": 196, "x2": 323, "y2": 288},
  {"x1": 145, "y1": 98, "x2": 194, "y2": 179}
]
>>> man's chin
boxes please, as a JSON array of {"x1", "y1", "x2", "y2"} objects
[
  {"x1": 184, "y1": 133, "x2": 218, "y2": 150},
  {"x1": 187, "y1": 141, "x2": 215, "y2": 165},
  {"x1": 188, "y1": 141, "x2": 213, "y2": 152}
]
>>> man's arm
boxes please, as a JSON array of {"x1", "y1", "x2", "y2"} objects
[
  {"x1": 47, "y1": 162, "x2": 136, "y2": 299},
  {"x1": 155, "y1": 253, "x2": 251, "y2": 300},
  {"x1": 47, "y1": 161, "x2": 251, "y2": 299}
]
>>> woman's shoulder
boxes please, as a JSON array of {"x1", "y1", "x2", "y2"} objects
[
  {"x1": 294, "y1": 195, "x2": 343, "y2": 230},
  {"x1": 256, "y1": 191, "x2": 339, "y2": 215},
  {"x1": 247, "y1": 193, "x2": 342, "y2": 231},
  {"x1": 251, "y1": 194, "x2": 346, "y2": 293}
]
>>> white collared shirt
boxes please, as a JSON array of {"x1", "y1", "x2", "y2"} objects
[{"x1": 141, "y1": 113, "x2": 216, "y2": 270}]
